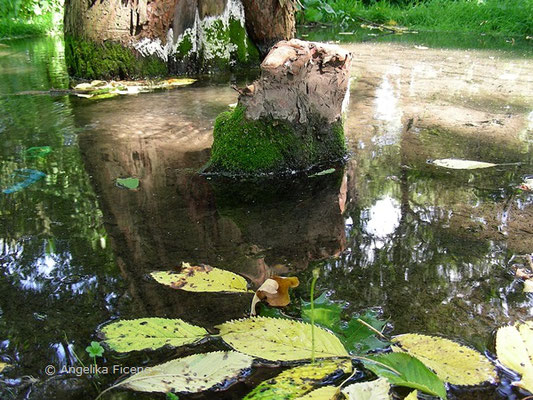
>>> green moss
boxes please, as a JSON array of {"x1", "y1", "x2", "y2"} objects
[
  {"x1": 65, "y1": 36, "x2": 167, "y2": 80},
  {"x1": 210, "y1": 106, "x2": 347, "y2": 174},
  {"x1": 228, "y1": 18, "x2": 259, "y2": 64},
  {"x1": 175, "y1": 33, "x2": 194, "y2": 57}
]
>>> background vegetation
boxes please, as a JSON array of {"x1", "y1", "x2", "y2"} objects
[
  {"x1": 0, "y1": 0, "x2": 63, "y2": 38},
  {"x1": 298, "y1": 0, "x2": 533, "y2": 36}
]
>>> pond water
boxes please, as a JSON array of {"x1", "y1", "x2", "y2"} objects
[{"x1": 0, "y1": 35, "x2": 532, "y2": 399}]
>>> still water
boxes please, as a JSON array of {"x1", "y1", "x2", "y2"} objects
[{"x1": 0, "y1": 36, "x2": 532, "y2": 399}]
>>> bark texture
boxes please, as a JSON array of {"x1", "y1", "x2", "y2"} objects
[
  {"x1": 63, "y1": 0, "x2": 292, "y2": 78},
  {"x1": 241, "y1": 0, "x2": 296, "y2": 57},
  {"x1": 210, "y1": 39, "x2": 353, "y2": 175}
]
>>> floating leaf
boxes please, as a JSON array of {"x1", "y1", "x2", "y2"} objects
[
  {"x1": 26, "y1": 146, "x2": 51, "y2": 158},
  {"x1": 341, "y1": 378, "x2": 391, "y2": 400},
  {"x1": 309, "y1": 168, "x2": 336, "y2": 177},
  {"x1": 0, "y1": 362, "x2": 8, "y2": 373},
  {"x1": 116, "y1": 177, "x2": 139, "y2": 189},
  {"x1": 86, "y1": 341, "x2": 105, "y2": 358},
  {"x1": 431, "y1": 158, "x2": 496, "y2": 169},
  {"x1": 116, "y1": 351, "x2": 252, "y2": 393},
  {"x1": 296, "y1": 386, "x2": 338, "y2": 400},
  {"x1": 243, "y1": 359, "x2": 351, "y2": 399},
  {"x1": 392, "y1": 333, "x2": 496, "y2": 385},
  {"x1": 301, "y1": 292, "x2": 346, "y2": 330},
  {"x1": 525, "y1": 279, "x2": 533, "y2": 293},
  {"x1": 251, "y1": 276, "x2": 299, "y2": 315},
  {"x1": 496, "y1": 322, "x2": 533, "y2": 393},
  {"x1": 151, "y1": 263, "x2": 250, "y2": 293},
  {"x1": 217, "y1": 316, "x2": 349, "y2": 361},
  {"x1": 362, "y1": 353, "x2": 447, "y2": 399},
  {"x1": 2, "y1": 169, "x2": 46, "y2": 194},
  {"x1": 100, "y1": 317, "x2": 208, "y2": 352}
]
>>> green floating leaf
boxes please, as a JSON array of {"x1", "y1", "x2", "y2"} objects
[
  {"x1": 86, "y1": 341, "x2": 105, "y2": 358},
  {"x1": 100, "y1": 317, "x2": 208, "y2": 352},
  {"x1": 341, "y1": 378, "x2": 391, "y2": 400},
  {"x1": 116, "y1": 177, "x2": 139, "y2": 189},
  {"x1": 26, "y1": 146, "x2": 52, "y2": 158},
  {"x1": 302, "y1": 295, "x2": 388, "y2": 354},
  {"x1": 496, "y1": 322, "x2": 533, "y2": 393},
  {"x1": 392, "y1": 333, "x2": 496, "y2": 385},
  {"x1": 431, "y1": 158, "x2": 496, "y2": 170},
  {"x1": 309, "y1": 168, "x2": 336, "y2": 178},
  {"x1": 151, "y1": 263, "x2": 250, "y2": 293},
  {"x1": 296, "y1": 386, "x2": 338, "y2": 400},
  {"x1": 301, "y1": 292, "x2": 345, "y2": 330},
  {"x1": 217, "y1": 316, "x2": 349, "y2": 361},
  {"x1": 244, "y1": 359, "x2": 351, "y2": 399},
  {"x1": 362, "y1": 352, "x2": 447, "y2": 399},
  {"x1": 117, "y1": 351, "x2": 252, "y2": 393}
]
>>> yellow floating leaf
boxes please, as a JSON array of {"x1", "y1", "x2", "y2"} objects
[
  {"x1": 117, "y1": 351, "x2": 252, "y2": 393},
  {"x1": 296, "y1": 386, "x2": 338, "y2": 400},
  {"x1": 151, "y1": 263, "x2": 251, "y2": 293},
  {"x1": 496, "y1": 323, "x2": 533, "y2": 393},
  {"x1": 405, "y1": 390, "x2": 418, "y2": 400},
  {"x1": 100, "y1": 317, "x2": 208, "y2": 352},
  {"x1": 431, "y1": 158, "x2": 497, "y2": 169},
  {"x1": 0, "y1": 362, "x2": 8, "y2": 373},
  {"x1": 217, "y1": 316, "x2": 349, "y2": 361},
  {"x1": 342, "y1": 378, "x2": 391, "y2": 400},
  {"x1": 392, "y1": 334, "x2": 496, "y2": 385},
  {"x1": 244, "y1": 359, "x2": 351, "y2": 399}
]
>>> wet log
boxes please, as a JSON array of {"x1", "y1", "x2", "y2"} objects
[
  {"x1": 209, "y1": 39, "x2": 353, "y2": 175},
  {"x1": 64, "y1": 0, "x2": 293, "y2": 79}
]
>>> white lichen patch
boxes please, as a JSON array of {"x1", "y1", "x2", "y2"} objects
[{"x1": 132, "y1": 0, "x2": 248, "y2": 65}]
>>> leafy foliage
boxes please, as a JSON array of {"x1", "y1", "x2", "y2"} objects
[
  {"x1": 392, "y1": 333, "x2": 496, "y2": 385},
  {"x1": 100, "y1": 318, "x2": 208, "y2": 352},
  {"x1": 217, "y1": 316, "x2": 349, "y2": 361},
  {"x1": 362, "y1": 353, "x2": 447, "y2": 399},
  {"x1": 243, "y1": 359, "x2": 352, "y2": 399},
  {"x1": 301, "y1": 293, "x2": 389, "y2": 354},
  {"x1": 115, "y1": 351, "x2": 253, "y2": 393},
  {"x1": 151, "y1": 263, "x2": 250, "y2": 293},
  {"x1": 341, "y1": 378, "x2": 391, "y2": 400}
]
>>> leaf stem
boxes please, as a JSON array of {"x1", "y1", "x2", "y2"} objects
[
  {"x1": 356, "y1": 318, "x2": 388, "y2": 340},
  {"x1": 310, "y1": 268, "x2": 320, "y2": 364}
]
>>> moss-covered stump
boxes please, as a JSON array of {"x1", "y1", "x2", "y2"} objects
[{"x1": 209, "y1": 39, "x2": 352, "y2": 175}]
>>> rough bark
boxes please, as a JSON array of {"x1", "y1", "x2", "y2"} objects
[
  {"x1": 241, "y1": 0, "x2": 296, "y2": 57},
  {"x1": 209, "y1": 39, "x2": 352, "y2": 175},
  {"x1": 63, "y1": 0, "x2": 279, "y2": 79}
]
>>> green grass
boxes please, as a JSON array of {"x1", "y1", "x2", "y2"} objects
[{"x1": 299, "y1": 0, "x2": 533, "y2": 36}]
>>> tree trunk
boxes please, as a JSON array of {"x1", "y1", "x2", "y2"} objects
[
  {"x1": 241, "y1": 0, "x2": 296, "y2": 57},
  {"x1": 63, "y1": 0, "x2": 292, "y2": 79}
]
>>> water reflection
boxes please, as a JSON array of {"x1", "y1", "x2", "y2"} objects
[{"x1": 74, "y1": 91, "x2": 350, "y2": 324}]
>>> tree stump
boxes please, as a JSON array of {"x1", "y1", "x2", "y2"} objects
[{"x1": 209, "y1": 39, "x2": 352, "y2": 175}]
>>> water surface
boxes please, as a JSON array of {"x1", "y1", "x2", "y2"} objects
[{"x1": 0, "y1": 36, "x2": 532, "y2": 399}]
